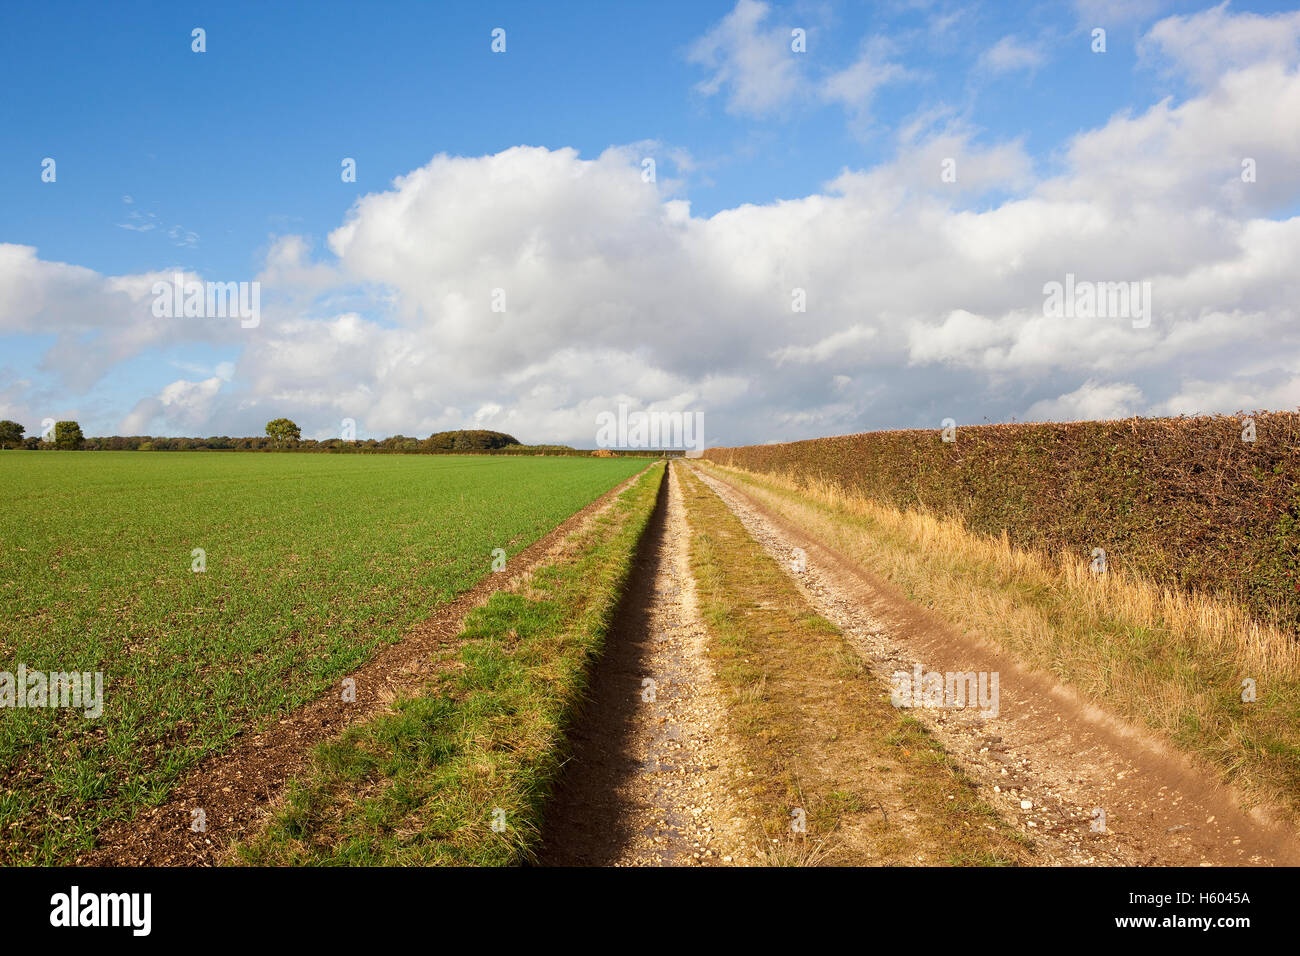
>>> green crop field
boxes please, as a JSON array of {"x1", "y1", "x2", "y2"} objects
[{"x1": 0, "y1": 451, "x2": 646, "y2": 864}]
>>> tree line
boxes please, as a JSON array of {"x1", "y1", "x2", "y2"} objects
[{"x1": 0, "y1": 419, "x2": 671, "y2": 456}]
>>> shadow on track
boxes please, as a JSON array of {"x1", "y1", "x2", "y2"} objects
[{"x1": 536, "y1": 467, "x2": 672, "y2": 866}]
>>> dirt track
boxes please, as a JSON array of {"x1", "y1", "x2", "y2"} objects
[
  {"x1": 693, "y1": 464, "x2": 1300, "y2": 867},
  {"x1": 539, "y1": 463, "x2": 754, "y2": 865},
  {"x1": 84, "y1": 455, "x2": 1300, "y2": 867}
]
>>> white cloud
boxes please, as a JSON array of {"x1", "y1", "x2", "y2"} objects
[
  {"x1": 117, "y1": 209, "x2": 157, "y2": 232},
  {"x1": 979, "y1": 36, "x2": 1046, "y2": 74},
  {"x1": 686, "y1": 0, "x2": 808, "y2": 116},
  {"x1": 771, "y1": 325, "x2": 877, "y2": 366},
  {"x1": 120, "y1": 377, "x2": 224, "y2": 434},
  {"x1": 168, "y1": 226, "x2": 200, "y2": 248},
  {"x1": 0, "y1": 244, "x2": 261, "y2": 396},
  {"x1": 1073, "y1": 0, "x2": 1170, "y2": 26},
  {"x1": 1139, "y1": 2, "x2": 1300, "y2": 88},
  {"x1": 1153, "y1": 374, "x2": 1300, "y2": 417},
  {"x1": 4, "y1": 4, "x2": 1300, "y2": 444},
  {"x1": 821, "y1": 40, "x2": 911, "y2": 115},
  {"x1": 689, "y1": 3, "x2": 911, "y2": 124},
  {"x1": 1025, "y1": 380, "x2": 1145, "y2": 422},
  {"x1": 907, "y1": 310, "x2": 1007, "y2": 365}
]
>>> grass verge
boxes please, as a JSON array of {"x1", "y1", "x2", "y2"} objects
[
  {"x1": 700, "y1": 461, "x2": 1300, "y2": 822},
  {"x1": 678, "y1": 463, "x2": 1031, "y2": 866},
  {"x1": 231, "y1": 461, "x2": 665, "y2": 865}
]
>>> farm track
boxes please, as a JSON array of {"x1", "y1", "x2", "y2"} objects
[
  {"x1": 538, "y1": 462, "x2": 754, "y2": 866},
  {"x1": 80, "y1": 453, "x2": 1300, "y2": 868},
  {"x1": 693, "y1": 464, "x2": 1300, "y2": 867},
  {"x1": 80, "y1": 466, "x2": 653, "y2": 866}
]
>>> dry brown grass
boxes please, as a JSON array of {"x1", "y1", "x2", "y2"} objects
[
  {"x1": 703, "y1": 461, "x2": 1300, "y2": 819},
  {"x1": 761, "y1": 837, "x2": 835, "y2": 867},
  {"x1": 678, "y1": 463, "x2": 1033, "y2": 866},
  {"x1": 703, "y1": 412, "x2": 1300, "y2": 629},
  {"x1": 781, "y1": 467, "x2": 1300, "y2": 679}
]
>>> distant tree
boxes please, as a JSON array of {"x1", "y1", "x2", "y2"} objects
[
  {"x1": 265, "y1": 418, "x2": 301, "y2": 448},
  {"x1": 53, "y1": 421, "x2": 84, "y2": 450},
  {"x1": 0, "y1": 420, "x2": 23, "y2": 449},
  {"x1": 422, "y1": 429, "x2": 521, "y2": 453}
]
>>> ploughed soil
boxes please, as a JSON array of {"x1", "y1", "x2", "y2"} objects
[
  {"x1": 80, "y1": 469, "x2": 650, "y2": 866},
  {"x1": 694, "y1": 464, "x2": 1300, "y2": 866}
]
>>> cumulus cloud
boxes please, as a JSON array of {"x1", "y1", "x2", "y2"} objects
[
  {"x1": 0, "y1": 245, "x2": 255, "y2": 393},
  {"x1": 1153, "y1": 373, "x2": 1300, "y2": 417},
  {"x1": 1025, "y1": 380, "x2": 1145, "y2": 422},
  {"x1": 120, "y1": 377, "x2": 224, "y2": 434},
  {"x1": 1139, "y1": 2, "x2": 1300, "y2": 88},
  {"x1": 3, "y1": 3, "x2": 1299, "y2": 446}
]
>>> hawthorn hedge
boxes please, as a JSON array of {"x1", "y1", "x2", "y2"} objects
[{"x1": 705, "y1": 413, "x2": 1300, "y2": 628}]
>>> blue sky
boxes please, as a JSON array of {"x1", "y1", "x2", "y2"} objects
[
  {"x1": 2, "y1": 0, "x2": 1299, "y2": 445},
  {"x1": 4, "y1": 0, "x2": 1181, "y2": 279}
]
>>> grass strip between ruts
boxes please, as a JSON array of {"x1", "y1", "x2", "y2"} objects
[{"x1": 679, "y1": 462, "x2": 1031, "y2": 866}]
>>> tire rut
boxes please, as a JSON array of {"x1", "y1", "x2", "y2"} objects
[{"x1": 539, "y1": 462, "x2": 755, "y2": 866}]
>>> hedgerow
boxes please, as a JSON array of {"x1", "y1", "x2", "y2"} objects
[{"x1": 705, "y1": 413, "x2": 1300, "y2": 628}]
